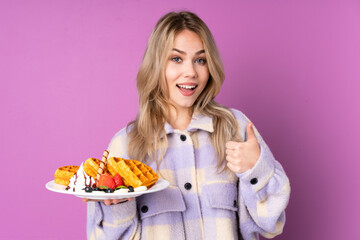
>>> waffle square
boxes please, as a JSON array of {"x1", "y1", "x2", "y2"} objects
[
  {"x1": 107, "y1": 157, "x2": 159, "y2": 188},
  {"x1": 54, "y1": 165, "x2": 79, "y2": 186},
  {"x1": 83, "y1": 158, "x2": 103, "y2": 179}
]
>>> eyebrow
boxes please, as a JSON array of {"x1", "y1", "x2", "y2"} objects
[{"x1": 172, "y1": 48, "x2": 205, "y2": 55}]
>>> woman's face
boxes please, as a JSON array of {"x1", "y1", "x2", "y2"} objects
[{"x1": 165, "y1": 30, "x2": 209, "y2": 112}]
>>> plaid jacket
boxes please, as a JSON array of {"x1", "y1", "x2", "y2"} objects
[{"x1": 87, "y1": 109, "x2": 290, "y2": 240}]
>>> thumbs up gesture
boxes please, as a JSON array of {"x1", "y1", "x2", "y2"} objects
[{"x1": 225, "y1": 122, "x2": 261, "y2": 173}]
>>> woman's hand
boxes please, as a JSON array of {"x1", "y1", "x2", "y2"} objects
[
  {"x1": 225, "y1": 122, "x2": 261, "y2": 174},
  {"x1": 82, "y1": 198, "x2": 133, "y2": 206}
]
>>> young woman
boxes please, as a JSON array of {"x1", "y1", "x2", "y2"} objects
[{"x1": 85, "y1": 11, "x2": 290, "y2": 240}]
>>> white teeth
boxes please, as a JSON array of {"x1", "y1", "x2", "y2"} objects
[{"x1": 178, "y1": 85, "x2": 196, "y2": 89}]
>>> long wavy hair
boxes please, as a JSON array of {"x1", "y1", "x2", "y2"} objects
[{"x1": 127, "y1": 11, "x2": 241, "y2": 171}]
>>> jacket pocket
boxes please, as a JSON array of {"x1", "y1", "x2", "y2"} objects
[
  {"x1": 203, "y1": 182, "x2": 238, "y2": 211},
  {"x1": 137, "y1": 186, "x2": 186, "y2": 219}
]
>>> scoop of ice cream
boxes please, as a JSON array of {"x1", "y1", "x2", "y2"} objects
[{"x1": 67, "y1": 162, "x2": 96, "y2": 192}]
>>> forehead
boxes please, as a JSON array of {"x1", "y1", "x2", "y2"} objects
[{"x1": 172, "y1": 30, "x2": 204, "y2": 51}]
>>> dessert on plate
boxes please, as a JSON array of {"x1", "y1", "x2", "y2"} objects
[{"x1": 53, "y1": 150, "x2": 158, "y2": 194}]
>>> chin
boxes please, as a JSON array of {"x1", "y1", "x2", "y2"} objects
[{"x1": 172, "y1": 101, "x2": 196, "y2": 109}]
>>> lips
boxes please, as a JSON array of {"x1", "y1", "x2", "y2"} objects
[{"x1": 176, "y1": 83, "x2": 198, "y2": 96}]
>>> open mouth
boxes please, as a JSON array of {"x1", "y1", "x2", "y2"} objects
[
  {"x1": 176, "y1": 84, "x2": 198, "y2": 90},
  {"x1": 176, "y1": 84, "x2": 198, "y2": 96}
]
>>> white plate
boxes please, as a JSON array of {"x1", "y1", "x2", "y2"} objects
[{"x1": 45, "y1": 178, "x2": 169, "y2": 200}]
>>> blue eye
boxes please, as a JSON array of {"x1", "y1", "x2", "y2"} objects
[
  {"x1": 172, "y1": 57, "x2": 182, "y2": 63},
  {"x1": 195, "y1": 58, "x2": 206, "y2": 64}
]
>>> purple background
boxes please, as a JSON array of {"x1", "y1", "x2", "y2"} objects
[{"x1": 1, "y1": 0, "x2": 359, "y2": 239}]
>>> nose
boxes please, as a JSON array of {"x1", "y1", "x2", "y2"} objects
[{"x1": 183, "y1": 62, "x2": 197, "y2": 78}]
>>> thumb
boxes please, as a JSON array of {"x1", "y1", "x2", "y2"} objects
[{"x1": 246, "y1": 122, "x2": 257, "y2": 142}]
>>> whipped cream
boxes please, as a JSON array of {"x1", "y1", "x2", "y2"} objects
[
  {"x1": 67, "y1": 162, "x2": 96, "y2": 192},
  {"x1": 135, "y1": 186, "x2": 147, "y2": 192}
]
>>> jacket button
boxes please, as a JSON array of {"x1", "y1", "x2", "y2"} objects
[
  {"x1": 233, "y1": 200, "x2": 237, "y2": 208},
  {"x1": 141, "y1": 205, "x2": 148, "y2": 213},
  {"x1": 180, "y1": 135, "x2": 187, "y2": 141},
  {"x1": 250, "y1": 178, "x2": 258, "y2": 185},
  {"x1": 184, "y1": 182, "x2": 192, "y2": 190}
]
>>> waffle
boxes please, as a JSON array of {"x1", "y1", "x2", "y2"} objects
[
  {"x1": 54, "y1": 165, "x2": 79, "y2": 186},
  {"x1": 83, "y1": 158, "x2": 109, "y2": 180},
  {"x1": 107, "y1": 157, "x2": 158, "y2": 188}
]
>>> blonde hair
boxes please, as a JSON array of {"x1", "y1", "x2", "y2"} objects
[{"x1": 127, "y1": 11, "x2": 241, "y2": 171}]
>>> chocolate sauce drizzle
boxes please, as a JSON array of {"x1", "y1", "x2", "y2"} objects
[{"x1": 65, "y1": 171, "x2": 95, "y2": 192}]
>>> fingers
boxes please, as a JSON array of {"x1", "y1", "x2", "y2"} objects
[
  {"x1": 81, "y1": 198, "x2": 133, "y2": 206},
  {"x1": 81, "y1": 198, "x2": 105, "y2": 203},
  {"x1": 225, "y1": 148, "x2": 235, "y2": 157},
  {"x1": 226, "y1": 154, "x2": 242, "y2": 167},
  {"x1": 246, "y1": 122, "x2": 257, "y2": 142},
  {"x1": 226, "y1": 122, "x2": 257, "y2": 147},
  {"x1": 104, "y1": 198, "x2": 131, "y2": 206},
  {"x1": 225, "y1": 122, "x2": 260, "y2": 174},
  {"x1": 225, "y1": 142, "x2": 241, "y2": 165},
  {"x1": 82, "y1": 198, "x2": 101, "y2": 203},
  {"x1": 227, "y1": 161, "x2": 243, "y2": 173},
  {"x1": 110, "y1": 199, "x2": 128, "y2": 205},
  {"x1": 226, "y1": 150, "x2": 239, "y2": 162},
  {"x1": 107, "y1": 198, "x2": 132, "y2": 205},
  {"x1": 226, "y1": 141, "x2": 240, "y2": 150}
]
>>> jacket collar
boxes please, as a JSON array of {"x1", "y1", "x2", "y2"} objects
[{"x1": 164, "y1": 113, "x2": 214, "y2": 135}]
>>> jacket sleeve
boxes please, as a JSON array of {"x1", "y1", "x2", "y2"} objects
[
  {"x1": 232, "y1": 109, "x2": 290, "y2": 239},
  {"x1": 86, "y1": 128, "x2": 141, "y2": 240}
]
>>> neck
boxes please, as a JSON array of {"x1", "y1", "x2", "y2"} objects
[{"x1": 167, "y1": 106, "x2": 193, "y2": 130}]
